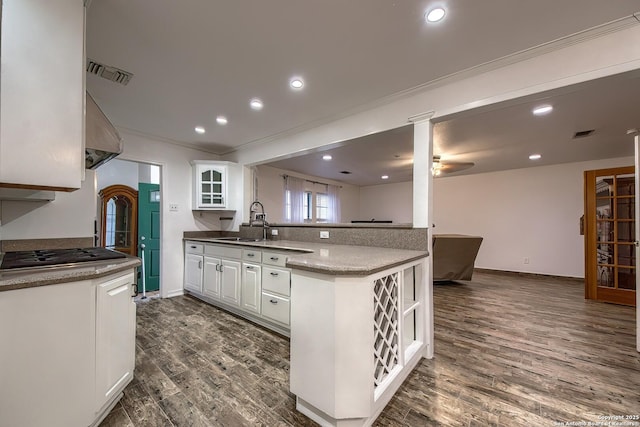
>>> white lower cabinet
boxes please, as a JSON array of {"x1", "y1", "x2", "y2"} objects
[
  {"x1": 261, "y1": 292, "x2": 290, "y2": 325},
  {"x1": 220, "y1": 259, "x2": 241, "y2": 306},
  {"x1": 184, "y1": 242, "x2": 292, "y2": 334},
  {"x1": 203, "y1": 256, "x2": 221, "y2": 299},
  {"x1": 241, "y1": 263, "x2": 262, "y2": 313},
  {"x1": 96, "y1": 272, "x2": 136, "y2": 413},
  {"x1": 0, "y1": 268, "x2": 137, "y2": 427},
  {"x1": 184, "y1": 242, "x2": 205, "y2": 293}
]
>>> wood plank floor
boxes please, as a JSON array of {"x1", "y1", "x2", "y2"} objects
[{"x1": 100, "y1": 271, "x2": 640, "y2": 427}]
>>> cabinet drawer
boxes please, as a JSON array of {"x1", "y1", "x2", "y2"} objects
[
  {"x1": 263, "y1": 251, "x2": 287, "y2": 267},
  {"x1": 205, "y1": 244, "x2": 242, "y2": 259},
  {"x1": 243, "y1": 249, "x2": 262, "y2": 263},
  {"x1": 185, "y1": 242, "x2": 204, "y2": 254},
  {"x1": 261, "y1": 293, "x2": 290, "y2": 326},
  {"x1": 262, "y1": 266, "x2": 291, "y2": 296}
]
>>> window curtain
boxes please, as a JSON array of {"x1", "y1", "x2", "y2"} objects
[
  {"x1": 326, "y1": 184, "x2": 340, "y2": 223},
  {"x1": 284, "y1": 175, "x2": 305, "y2": 223}
]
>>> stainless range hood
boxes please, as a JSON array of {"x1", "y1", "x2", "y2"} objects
[{"x1": 85, "y1": 92, "x2": 122, "y2": 169}]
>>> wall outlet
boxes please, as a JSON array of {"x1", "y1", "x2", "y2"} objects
[
  {"x1": 271, "y1": 229, "x2": 279, "y2": 236},
  {"x1": 523, "y1": 257, "x2": 530, "y2": 264},
  {"x1": 320, "y1": 230, "x2": 330, "y2": 239},
  {"x1": 169, "y1": 203, "x2": 179, "y2": 212}
]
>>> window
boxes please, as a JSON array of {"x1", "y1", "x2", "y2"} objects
[
  {"x1": 316, "y1": 193, "x2": 328, "y2": 222},
  {"x1": 283, "y1": 176, "x2": 339, "y2": 223}
]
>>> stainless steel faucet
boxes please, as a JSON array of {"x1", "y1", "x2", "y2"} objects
[{"x1": 249, "y1": 201, "x2": 269, "y2": 240}]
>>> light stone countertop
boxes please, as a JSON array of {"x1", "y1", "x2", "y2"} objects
[
  {"x1": 185, "y1": 238, "x2": 428, "y2": 276},
  {"x1": 0, "y1": 257, "x2": 141, "y2": 292}
]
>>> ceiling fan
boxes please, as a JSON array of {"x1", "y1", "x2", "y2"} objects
[{"x1": 432, "y1": 155, "x2": 475, "y2": 177}]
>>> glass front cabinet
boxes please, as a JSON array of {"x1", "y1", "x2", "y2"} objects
[{"x1": 192, "y1": 161, "x2": 228, "y2": 209}]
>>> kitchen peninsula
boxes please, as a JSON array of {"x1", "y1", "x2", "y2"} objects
[
  {"x1": 0, "y1": 254, "x2": 140, "y2": 427},
  {"x1": 183, "y1": 235, "x2": 431, "y2": 426}
]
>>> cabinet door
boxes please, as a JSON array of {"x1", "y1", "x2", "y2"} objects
[
  {"x1": 241, "y1": 263, "x2": 262, "y2": 313},
  {"x1": 203, "y1": 256, "x2": 222, "y2": 299},
  {"x1": 220, "y1": 259, "x2": 241, "y2": 306},
  {"x1": 0, "y1": 0, "x2": 84, "y2": 189},
  {"x1": 196, "y1": 164, "x2": 227, "y2": 209},
  {"x1": 184, "y1": 253, "x2": 204, "y2": 293},
  {"x1": 96, "y1": 272, "x2": 135, "y2": 411}
]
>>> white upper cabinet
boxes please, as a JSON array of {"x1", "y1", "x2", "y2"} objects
[
  {"x1": 0, "y1": 0, "x2": 85, "y2": 190},
  {"x1": 191, "y1": 160, "x2": 241, "y2": 211}
]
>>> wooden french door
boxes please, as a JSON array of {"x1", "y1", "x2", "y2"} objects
[{"x1": 584, "y1": 166, "x2": 636, "y2": 306}]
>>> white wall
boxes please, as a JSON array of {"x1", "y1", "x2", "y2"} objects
[
  {"x1": 358, "y1": 181, "x2": 413, "y2": 224},
  {"x1": 255, "y1": 165, "x2": 359, "y2": 223},
  {"x1": 96, "y1": 159, "x2": 139, "y2": 191},
  {"x1": 433, "y1": 157, "x2": 634, "y2": 278},
  {"x1": 0, "y1": 170, "x2": 97, "y2": 240},
  {"x1": 117, "y1": 130, "x2": 220, "y2": 298}
]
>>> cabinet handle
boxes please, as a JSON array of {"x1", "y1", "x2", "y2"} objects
[
  {"x1": 269, "y1": 299, "x2": 278, "y2": 304},
  {"x1": 198, "y1": 260, "x2": 202, "y2": 269},
  {"x1": 270, "y1": 257, "x2": 279, "y2": 261},
  {"x1": 246, "y1": 265, "x2": 254, "y2": 270},
  {"x1": 219, "y1": 264, "x2": 224, "y2": 272},
  {"x1": 215, "y1": 264, "x2": 220, "y2": 272},
  {"x1": 191, "y1": 245, "x2": 197, "y2": 249},
  {"x1": 247, "y1": 253, "x2": 254, "y2": 257},
  {"x1": 270, "y1": 272, "x2": 279, "y2": 277}
]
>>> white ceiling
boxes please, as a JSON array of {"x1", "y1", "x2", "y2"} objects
[{"x1": 86, "y1": 1, "x2": 640, "y2": 181}]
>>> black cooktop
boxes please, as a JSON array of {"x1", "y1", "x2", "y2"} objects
[{"x1": 0, "y1": 247, "x2": 127, "y2": 270}]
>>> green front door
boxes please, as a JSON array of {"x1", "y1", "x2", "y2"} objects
[{"x1": 137, "y1": 183, "x2": 160, "y2": 292}]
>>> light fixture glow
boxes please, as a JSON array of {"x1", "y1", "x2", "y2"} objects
[
  {"x1": 250, "y1": 98, "x2": 264, "y2": 110},
  {"x1": 529, "y1": 154, "x2": 542, "y2": 160},
  {"x1": 216, "y1": 116, "x2": 228, "y2": 125},
  {"x1": 322, "y1": 154, "x2": 332, "y2": 161},
  {"x1": 425, "y1": 7, "x2": 446, "y2": 23},
  {"x1": 290, "y1": 77, "x2": 304, "y2": 89},
  {"x1": 194, "y1": 126, "x2": 206, "y2": 134},
  {"x1": 532, "y1": 105, "x2": 553, "y2": 116},
  {"x1": 381, "y1": 175, "x2": 389, "y2": 180}
]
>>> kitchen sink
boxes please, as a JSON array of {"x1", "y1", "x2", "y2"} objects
[{"x1": 213, "y1": 237, "x2": 264, "y2": 242}]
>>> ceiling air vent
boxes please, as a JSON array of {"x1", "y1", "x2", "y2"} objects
[
  {"x1": 86, "y1": 59, "x2": 133, "y2": 86},
  {"x1": 573, "y1": 129, "x2": 595, "y2": 139}
]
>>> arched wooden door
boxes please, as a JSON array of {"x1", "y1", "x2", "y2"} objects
[
  {"x1": 584, "y1": 166, "x2": 636, "y2": 306},
  {"x1": 99, "y1": 184, "x2": 138, "y2": 256}
]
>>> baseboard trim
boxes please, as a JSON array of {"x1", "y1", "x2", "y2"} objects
[{"x1": 474, "y1": 268, "x2": 583, "y2": 282}]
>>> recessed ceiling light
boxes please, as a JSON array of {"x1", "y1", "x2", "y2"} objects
[
  {"x1": 216, "y1": 116, "x2": 228, "y2": 125},
  {"x1": 381, "y1": 175, "x2": 389, "y2": 180},
  {"x1": 322, "y1": 154, "x2": 332, "y2": 161},
  {"x1": 425, "y1": 7, "x2": 446, "y2": 23},
  {"x1": 529, "y1": 154, "x2": 542, "y2": 160},
  {"x1": 250, "y1": 98, "x2": 263, "y2": 110},
  {"x1": 532, "y1": 105, "x2": 553, "y2": 116},
  {"x1": 290, "y1": 77, "x2": 304, "y2": 90},
  {"x1": 194, "y1": 126, "x2": 206, "y2": 134}
]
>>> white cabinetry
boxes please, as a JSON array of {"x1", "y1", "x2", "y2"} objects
[
  {"x1": 96, "y1": 272, "x2": 136, "y2": 413},
  {"x1": 192, "y1": 162, "x2": 227, "y2": 209},
  {"x1": 203, "y1": 256, "x2": 222, "y2": 299},
  {"x1": 184, "y1": 243, "x2": 204, "y2": 293},
  {"x1": 184, "y1": 242, "x2": 292, "y2": 335},
  {"x1": 0, "y1": 0, "x2": 85, "y2": 190},
  {"x1": 241, "y1": 262, "x2": 262, "y2": 313},
  {"x1": 0, "y1": 269, "x2": 137, "y2": 427},
  {"x1": 261, "y1": 251, "x2": 292, "y2": 326},
  {"x1": 220, "y1": 259, "x2": 242, "y2": 306}
]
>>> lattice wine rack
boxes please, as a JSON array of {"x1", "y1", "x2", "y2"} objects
[{"x1": 373, "y1": 272, "x2": 399, "y2": 389}]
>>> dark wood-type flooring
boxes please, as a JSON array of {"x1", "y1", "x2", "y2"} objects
[{"x1": 100, "y1": 271, "x2": 640, "y2": 426}]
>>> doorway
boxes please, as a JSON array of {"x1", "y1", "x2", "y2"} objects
[
  {"x1": 96, "y1": 159, "x2": 162, "y2": 296},
  {"x1": 584, "y1": 166, "x2": 636, "y2": 306}
]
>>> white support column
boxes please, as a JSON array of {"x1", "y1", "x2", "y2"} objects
[{"x1": 409, "y1": 113, "x2": 435, "y2": 359}]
